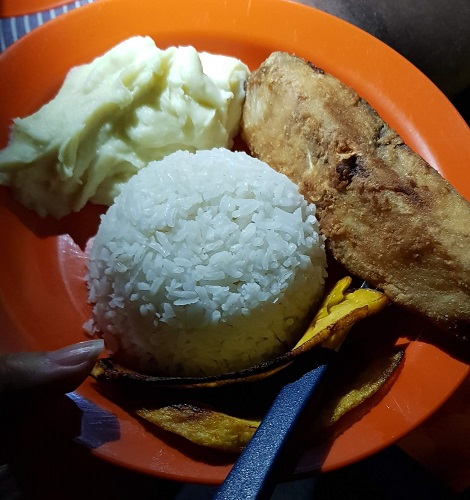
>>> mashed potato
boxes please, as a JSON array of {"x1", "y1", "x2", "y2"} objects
[
  {"x1": 0, "y1": 37, "x2": 249, "y2": 218},
  {"x1": 86, "y1": 149, "x2": 327, "y2": 377}
]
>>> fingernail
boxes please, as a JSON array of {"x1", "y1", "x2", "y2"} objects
[{"x1": 47, "y1": 339, "x2": 104, "y2": 367}]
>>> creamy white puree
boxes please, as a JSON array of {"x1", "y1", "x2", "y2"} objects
[{"x1": 0, "y1": 36, "x2": 249, "y2": 218}]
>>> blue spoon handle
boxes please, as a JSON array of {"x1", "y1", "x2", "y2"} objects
[{"x1": 214, "y1": 356, "x2": 332, "y2": 500}]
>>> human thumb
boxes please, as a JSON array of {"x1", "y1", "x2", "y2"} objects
[{"x1": 0, "y1": 339, "x2": 104, "y2": 395}]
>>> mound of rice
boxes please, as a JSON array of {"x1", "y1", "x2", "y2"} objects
[{"x1": 86, "y1": 148, "x2": 327, "y2": 377}]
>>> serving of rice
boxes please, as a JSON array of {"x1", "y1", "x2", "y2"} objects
[{"x1": 86, "y1": 148, "x2": 327, "y2": 377}]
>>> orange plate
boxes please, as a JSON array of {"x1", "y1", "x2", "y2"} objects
[
  {"x1": 0, "y1": 0, "x2": 468, "y2": 485},
  {"x1": 0, "y1": 0, "x2": 77, "y2": 17}
]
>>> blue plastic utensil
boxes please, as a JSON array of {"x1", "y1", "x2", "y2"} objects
[
  {"x1": 214, "y1": 348, "x2": 334, "y2": 500},
  {"x1": 214, "y1": 282, "x2": 374, "y2": 499}
]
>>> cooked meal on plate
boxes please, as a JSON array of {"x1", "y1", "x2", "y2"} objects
[{"x1": 1, "y1": 36, "x2": 468, "y2": 455}]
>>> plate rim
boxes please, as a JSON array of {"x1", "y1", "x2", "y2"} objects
[{"x1": 0, "y1": 0, "x2": 468, "y2": 484}]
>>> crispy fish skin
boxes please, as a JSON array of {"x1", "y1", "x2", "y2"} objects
[{"x1": 241, "y1": 52, "x2": 470, "y2": 339}]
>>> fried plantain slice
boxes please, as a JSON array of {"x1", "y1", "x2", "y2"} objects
[
  {"x1": 294, "y1": 276, "x2": 388, "y2": 350},
  {"x1": 135, "y1": 350, "x2": 404, "y2": 453},
  {"x1": 136, "y1": 404, "x2": 259, "y2": 454},
  {"x1": 91, "y1": 277, "x2": 388, "y2": 389},
  {"x1": 311, "y1": 350, "x2": 404, "y2": 435}
]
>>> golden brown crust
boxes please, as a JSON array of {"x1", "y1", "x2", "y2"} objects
[{"x1": 241, "y1": 51, "x2": 470, "y2": 339}]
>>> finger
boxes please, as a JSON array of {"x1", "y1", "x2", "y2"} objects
[{"x1": 0, "y1": 339, "x2": 104, "y2": 395}]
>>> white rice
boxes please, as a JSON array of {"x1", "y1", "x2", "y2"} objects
[{"x1": 86, "y1": 148, "x2": 327, "y2": 377}]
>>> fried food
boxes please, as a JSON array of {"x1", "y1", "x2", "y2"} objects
[
  {"x1": 135, "y1": 351, "x2": 404, "y2": 453},
  {"x1": 95, "y1": 277, "x2": 396, "y2": 454},
  {"x1": 295, "y1": 276, "x2": 388, "y2": 349},
  {"x1": 241, "y1": 52, "x2": 470, "y2": 340},
  {"x1": 136, "y1": 404, "x2": 259, "y2": 454}
]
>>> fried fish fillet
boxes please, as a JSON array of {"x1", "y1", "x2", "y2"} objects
[{"x1": 241, "y1": 52, "x2": 470, "y2": 339}]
